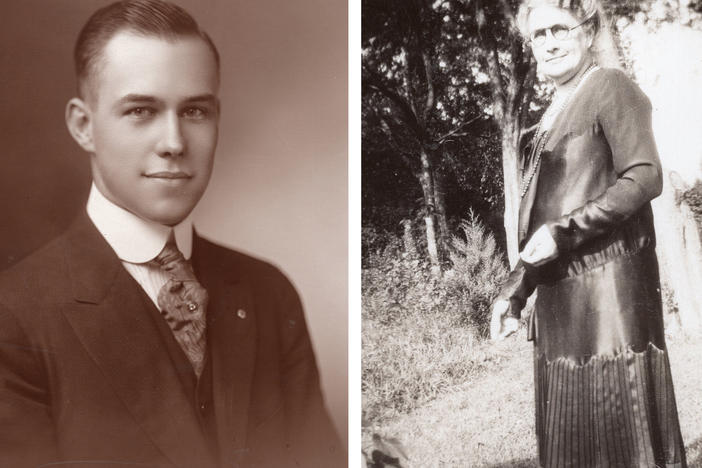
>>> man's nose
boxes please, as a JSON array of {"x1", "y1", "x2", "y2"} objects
[{"x1": 156, "y1": 112, "x2": 185, "y2": 157}]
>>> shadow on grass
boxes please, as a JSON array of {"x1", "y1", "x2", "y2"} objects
[
  {"x1": 361, "y1": 453, "x2": 539, "y2": 468},
  {"x1": 361, "y1": 449, "x2": 405, "y2": 468},
  {"x1": 481, "y1": 459, "x2": 539, "y2": 468},
  {"x1": 362, "y1": 433, "x2": 409, "y2": 468}
]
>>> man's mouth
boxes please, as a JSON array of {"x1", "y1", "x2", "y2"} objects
[
  {"x1": 546, "y1": 55, "x2": 566, "y2": 63},
  {"x1": 144, "y1": 171, "x2": 191, "y2": 179}
]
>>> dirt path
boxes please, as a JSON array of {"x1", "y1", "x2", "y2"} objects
[{"x1": 364, "y1": 330, "x2": 702, "y2": 467}]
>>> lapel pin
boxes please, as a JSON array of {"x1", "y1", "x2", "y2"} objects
[{"x1": 236, "y1": 309, "x2": 247, "y2": 319}]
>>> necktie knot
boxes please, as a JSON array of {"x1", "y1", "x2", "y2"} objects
[{"x1": 153, "y1": 242, "x2": 188, "y2": 273}]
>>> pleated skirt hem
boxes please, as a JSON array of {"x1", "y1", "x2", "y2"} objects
[{"x1": 534, "y1": 342, "x2": 686, "y2": 468}]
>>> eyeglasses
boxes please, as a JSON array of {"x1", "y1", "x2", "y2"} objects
[{"x1": 529, "y1": 18, "x2": 590, "y2": 46}]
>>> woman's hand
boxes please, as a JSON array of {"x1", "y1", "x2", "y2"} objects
[
  {"x1": 519, "y1": 225, "x2": 558, "y2": 266},
  {"x1": 490, "y1": 300, "x2": 519, "y2": 341}
]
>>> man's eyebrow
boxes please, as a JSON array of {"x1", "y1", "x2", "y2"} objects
[
  {"x1": 117, "y1": 94, "x2": 158, "y2": 104},
  {"x1": 114, "y1": 94, "x2": 217, "y2": 106},
  {"x1": 183, "y1": 94, "x2": 217, "y2": 104}
]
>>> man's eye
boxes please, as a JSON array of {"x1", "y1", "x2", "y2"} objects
[
  {"x1": 126, "y1": 107, "x2": 155, "y2": 118},
  {"x1": 182, "y1": 107, "x2": 209, "y2": 119}
]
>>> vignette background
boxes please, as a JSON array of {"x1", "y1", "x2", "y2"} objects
[{"x1": 0, "y1": 0, "x2": 347, "y2": 444}]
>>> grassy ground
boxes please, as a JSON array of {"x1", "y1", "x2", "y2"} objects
[{"x1": 362, "y1": 329, "x2": 702, "y2": 467}]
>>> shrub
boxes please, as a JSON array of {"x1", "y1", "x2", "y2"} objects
[
  {"x1": 445, "y1": 214, "x2": 509, "y2": 336},
  {"x1": 362, "y1": 213, "x2": 508, "y2": 425}
]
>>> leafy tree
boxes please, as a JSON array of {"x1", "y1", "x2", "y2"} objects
[
  {"x1": 363, "y1": 0, "x2": 538, "y2": 266},
  {"x1": 459, "y1": 0, "x2": 537, "y2": 265}
]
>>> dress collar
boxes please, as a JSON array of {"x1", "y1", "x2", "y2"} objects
[{"x1": 86, "y1": 183, "x2": 193, "y2": 263}]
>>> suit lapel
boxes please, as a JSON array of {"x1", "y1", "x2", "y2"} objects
[
  {"x1": 193, "y1": 237, "x2": 257, "y2": 466},
  {"x1": 60, "y1": 214, "x2": 216, "y2": 468}
]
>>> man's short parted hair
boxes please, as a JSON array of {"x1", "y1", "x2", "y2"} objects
[
  {"x1": 74, "y1": 0, "x2": 220, "y2": 100},
  {"x1": 516, "y1": 0, "x2": 603, "y2": 40}
]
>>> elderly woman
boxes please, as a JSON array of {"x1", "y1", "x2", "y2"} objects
[{"x1": 490, "y1": 0, "x2": 687, "y2": 466}]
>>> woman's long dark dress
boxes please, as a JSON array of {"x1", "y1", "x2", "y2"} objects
[{"x1": 498, "y1": 68, "x2": 687, "y2": 468}]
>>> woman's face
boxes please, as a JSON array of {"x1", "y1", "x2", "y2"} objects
[{"x1": 527, "y1": 6, "x2": 593, "y2": 86}]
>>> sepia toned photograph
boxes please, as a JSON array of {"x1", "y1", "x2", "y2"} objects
[
  {"x1": 0, "y1": 0, "x2": 347, "y2": 466},
  {"x1": 362, "y1": 0, "x2": 702, "y2": 466}
]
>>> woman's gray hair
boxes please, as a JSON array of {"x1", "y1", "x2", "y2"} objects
[{"x1": 516, "y1": 0, "x2": 602, "y2": 39}]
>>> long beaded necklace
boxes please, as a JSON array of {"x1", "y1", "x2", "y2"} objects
[{"x1": 519, "y1": 64, "x2": 600, "y2": 198}]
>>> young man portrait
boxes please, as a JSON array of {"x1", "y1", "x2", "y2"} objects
[{"x1": 0, "y1": 1, "x2": 347, "y2": 466}]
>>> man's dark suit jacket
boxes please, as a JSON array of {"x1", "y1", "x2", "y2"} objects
[{"x1": 0, "y1": 213, "x2": 344, "y2": 468}]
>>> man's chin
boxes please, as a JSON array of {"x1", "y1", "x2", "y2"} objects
[
  {"x1": 154, "y1": 212, "x2": 193, "y2": 227},
  {"x1": 136, "y1": 204, "x2": 196, "y2": 227}
]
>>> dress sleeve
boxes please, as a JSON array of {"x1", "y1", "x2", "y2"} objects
[
  {"x1": 546, "y1": 69, "x2": 663, "y2": 252},
  {"x1": 495, "y1": 260, "x2": 537, "y2": 319}
]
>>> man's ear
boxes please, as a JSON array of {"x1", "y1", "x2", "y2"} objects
[{"x1": 65, "y1": 97, "x2": 96, "y2": 153}]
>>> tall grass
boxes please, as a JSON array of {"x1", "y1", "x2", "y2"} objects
[{"x1": 362, "y1": 213, "x2": 508, "y2": 425}]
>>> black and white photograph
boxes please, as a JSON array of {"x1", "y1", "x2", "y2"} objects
[
  {"x1": 362, "y1": 0, "x2": 702, "y2": 466},
  {"x1": 0, "y1": 0, "x2": 347, "y2": 466}
]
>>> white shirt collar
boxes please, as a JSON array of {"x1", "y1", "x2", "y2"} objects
[{"x1": 86, "y1": 183, "x2": 193, "y2": 263}]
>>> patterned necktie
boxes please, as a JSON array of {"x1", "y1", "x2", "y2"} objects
[{"x1": 152, "y1": 241, "x2": 208, "y2": 377}]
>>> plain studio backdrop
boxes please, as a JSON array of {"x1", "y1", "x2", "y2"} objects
[{"x1": 0, "y1": 0, "x2": 348, "y2": 443}]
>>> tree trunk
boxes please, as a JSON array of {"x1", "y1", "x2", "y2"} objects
[
  {"x1": 419, "y1": 147, "x2": 441, "y2": 266},
  {"x1": 652, "y1": 173, "x2": 702, "y2": 334},
  {"x1": 501, "y1": 120, "x2": 521, "y2": 268},
  {"x1": 424, "y1": 215, "x2": 440, "y2": 268},
  {"x1": 593, "y1": 7, "x2": 624, "y2": 69},
  {"x1": 433, "y1": 168, "x2": 449, "y2": 256}
]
